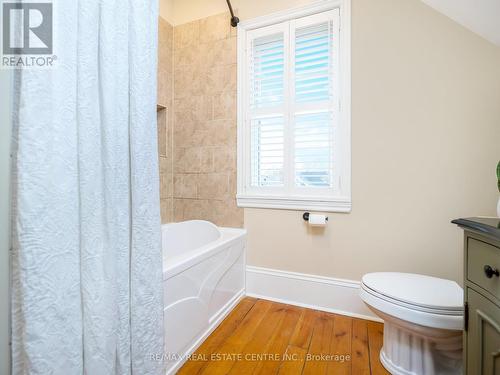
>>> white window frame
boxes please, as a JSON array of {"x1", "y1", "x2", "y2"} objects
[{"x1": 237, "y1": 0, "x2": 351, "y2": 212}]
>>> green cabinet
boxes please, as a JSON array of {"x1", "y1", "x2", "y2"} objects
[
  {"x1": 462, "y1": 232, "x2": 500, "y2": 375},
  {"x1": 466, "y1": 288, "x2": 500, "y2": 374}
]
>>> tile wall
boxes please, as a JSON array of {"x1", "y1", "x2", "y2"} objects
[
  {"x1": 170, "y1": 12, "x2": 243, "y2": 227},
  {"x1": 158, "y1": 17, "x2": 174, "y2": 223}
]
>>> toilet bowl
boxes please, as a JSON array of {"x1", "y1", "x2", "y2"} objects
[{"x1": 360, "y1": 272, "x2": 463, "y2": 375}]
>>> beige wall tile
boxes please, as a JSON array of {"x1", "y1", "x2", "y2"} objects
[
  {"x1": 205, "y1": 119, "x2": 236, "y2": 146},
  {"x1": 173, "y1": 199, "x2": 185, "y2": 222},
  {"x1": 158, "y1": 17, "x2": 174, "y2": 223},
  {"x1": 157, "y1": 70, "x2": 168, "y2": 107},
  {"x1": 171, "y1": 16, "x2": 242, "y2": 228},
  {"x1": 174, "y1": 66, "x2": 205, "y2": 99},
  {"x1": 182, "y1": 199, "x2": 211, "y2": 221},
  {"x1": 160, "y1": 198, "x2": 172, "y2": 223},
  {"x1": 228, "y1": 172, "x2": 237, "y2": 196},
  {"x1": 175, "y1": 122, "x2": 218, "y2": 149},
  {"x1": 174, "y1": 43, "x2": 208, "y2": 68},
  {"x1": 174, "y1": 20, "x2": 199, "y2": 50},
  {"x1": 211, "y1": 199, "x2": 244, "y2": 227},
  {"x1": 171, "y1": 179, "x2": 241, "y2": 228},
  {"x1": 164, "y1": 73, "x2": 173, "y2": 103},
  {"x1": 167, "y1": 173, "x2": 173, "y2": 197},
  {"x1": 166, "y1": 125, "x2": 174, "y2": 173},
  {"x1": 173, "y1": 123, "x2": 201, "y2": 148},
  {"x1": 158, "y1": 45, "x2": 172, "y2": 72},
  {"x1": 206, "y1": 64, "x2": 236, "y2": 93},
  {"x1": 174, "y1": 174, "x2": 198, "y2": 199},
  {"x1": 197, "y1": 173, "x2": 229, "y2": 200},
  {"x1": 200, "y1": 148, "x2": 214, "y2": 173},
  {"x1": 160, "y1": 173, "x2": 170, "y2": 200},
  {"x1": 174, "y1": 96, "x2": 211, "y2": 125},
  {"x1": 230, "y1": 23, "x2": 238, "y2": 39},
  {"x1": 159, "y1": 18, "x2": 173, "y2": 48},
  {"x1": 159, "y1": 156, "x2": 169, "y2": 175},
  {"x1": 158, "y1": 23, "x2": 173, "y2": 80},
  {"x1": 158, "y1": 84, "x2": 172, "y2": 113},
  {"x1": 158, "y1": 39, "x2": 171, "y2": 65},
  {"x1": 213, "y1": 146, "x2": 236, "y2": 172},
  {"x1": 174, "y1": 98, "x2": 206, "y2": 122},
  {"x1": 174, "y1": 147, "x2": 201, "y2": 173},
  {"x1": 205, "y1": 38, "x2": 237, "y2": 66},
  {"x1": 199, "y1": 12, "x2": 231, "y2": 44},
  {"x1": 212, "y1": 90, "x2": 236, "y2": 121}
]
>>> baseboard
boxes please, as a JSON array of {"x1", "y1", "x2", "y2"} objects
[
  {"x1": 166, "y1": 267, "x2": 380, "y2": 374},
  {"x1": 246, "y1": 266, "x2": 381, "y2": 322},
  {"x1": 166, "y1": 289, "x2": 245, "y2": 375}
]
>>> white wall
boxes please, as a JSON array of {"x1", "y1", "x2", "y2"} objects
[
  {"x1": 159, "y1": 0, "x2": 174, "y2": 24},
  {"x1": 170, "y1": 0, "x2": 500, "y2": 284},
  {"x1": 0, "y1": 70, "x2": 12, "y2": 374},
  {"x1": 246, "y1": 0, "x2": 500, "y2": 284},
  {"x1": 171, "y1": 0, "x2": 315, "y2": 26}
]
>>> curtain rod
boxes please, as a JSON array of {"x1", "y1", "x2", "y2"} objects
[{"x1": 225, "y1": 0, "x2": 239, "y2": 27}]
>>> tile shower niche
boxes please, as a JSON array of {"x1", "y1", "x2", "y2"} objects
[{"x1": 157, "y1": 105, "x2": 173, "y2": 222}]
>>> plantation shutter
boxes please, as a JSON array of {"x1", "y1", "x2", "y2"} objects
[
  {"x1": 246, "y1": 9, "x2": 340, "y2": 193},
  {"x1": 248, "y1": 23, "x2": 288, "y2": 188},
  {"x1": 292, "y1": 12, "x2": 337, "y2": 189}
]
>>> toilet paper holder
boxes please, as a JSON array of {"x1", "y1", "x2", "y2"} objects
[{"x1": 302, "y1": 212, "x2": 328, "y2": 222}]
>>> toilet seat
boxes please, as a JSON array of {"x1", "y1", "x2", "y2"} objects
[{"x1": 360, "y1": 272, "x2": 463, "y2": 331}]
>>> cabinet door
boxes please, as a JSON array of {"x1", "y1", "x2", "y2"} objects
[{"x1": 467, "y1": 288, "x2": 500, "y2": 374}]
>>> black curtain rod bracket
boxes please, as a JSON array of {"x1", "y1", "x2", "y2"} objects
[{"x1": 225, "y1": 0, "x2": 240, "y2": 27}]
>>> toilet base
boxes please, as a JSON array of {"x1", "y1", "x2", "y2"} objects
[{"x1": 379, "y1": 320, "x2": 462, "y2": 375}]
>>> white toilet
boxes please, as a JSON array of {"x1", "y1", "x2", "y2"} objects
[{"x1": 360, "y1": 272, "x2": 463, "y2": 375}]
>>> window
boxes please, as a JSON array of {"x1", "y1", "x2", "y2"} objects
[{"x1": 237, "y1": 1, "x2": 351, "y2": 212}]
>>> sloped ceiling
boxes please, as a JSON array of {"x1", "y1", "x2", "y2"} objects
[{"x1": 421, "y1": 0, "x2": 500, "y2": 46}]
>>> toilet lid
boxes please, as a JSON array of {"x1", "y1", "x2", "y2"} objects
[{"x1": 361, "y1": 272, "x2": 463, "y2": 312}]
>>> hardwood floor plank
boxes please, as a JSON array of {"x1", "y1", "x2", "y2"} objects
[
  {"x1": 351, "y1": 319, "x2": 370, "y2": 375},
  {"x1": 177, "y1": 297, "x2": 257, "y2": 375},
  {"x1": 367, "y1": 321, "x2": 389, "y2": 375},
  {"x1": 289, "y1": 307, "x2": 320, "y2": 350},
  {"x1": 302, "y1": 311, "x2": 335, "y2": 375},
  {"x1": 228, "y1": 303, "x2": 291, "y2": 374},
  {"x1": 253, "y1": 305, "x2": 303, "y2": 374},
  {"x1": 199, "y1": 299, "x2": 274, "y2": 375},
  {"x1": 277, "y1": 345, "x2": 307, "y2": 375},
  {"x1": 327, "y1": 314, "x2": 352, "y2": 375},
  {"x1": 178, "y1": 299, "x2": 387, "y2": 375}
]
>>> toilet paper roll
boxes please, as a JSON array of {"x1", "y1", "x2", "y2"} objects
[{"x1": 308, "y1": 214, "x2": 327, "y2": 226}]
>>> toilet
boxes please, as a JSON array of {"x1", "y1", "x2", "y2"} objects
[{"x1": 360, "y1": 272, "x2": 463, "y2": 375}]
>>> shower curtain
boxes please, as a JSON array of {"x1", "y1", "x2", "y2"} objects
[{"x1": 11, "y1": 0, "x2": 163, "y2": 374}]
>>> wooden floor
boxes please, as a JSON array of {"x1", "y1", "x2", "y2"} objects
[{"x1": 178, "y1": 297, "x2": 389, "y2": 375}]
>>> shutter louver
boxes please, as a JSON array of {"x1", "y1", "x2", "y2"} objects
[
  {"x1": 294, "y1": 112, "x2": 333, "y2": 187},
  {"x1": 251, "y1": 116, "x2": 285, "y2": 187},
  {"x1": 250, "y1": 33, "x2": 285, "y2": 109},
  {"x1": 295, "y1": 21, "x2": 333, "y2": 103}
]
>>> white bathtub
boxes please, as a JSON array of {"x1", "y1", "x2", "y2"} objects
[{"x1": 162, "y1": 220, "x2": 246, "y2": 374}]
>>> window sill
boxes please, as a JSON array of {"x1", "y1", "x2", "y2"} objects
[{"x1": 236, "y1": 194, "x2": 351, "y2": 213}]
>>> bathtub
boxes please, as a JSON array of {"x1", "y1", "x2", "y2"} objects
[{"x1": 162, "y1": 220, "x2": 246, "y2": 374}]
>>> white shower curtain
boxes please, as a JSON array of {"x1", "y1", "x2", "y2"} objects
[{"x1": 11, "y1": 0, "x2": 163, "y2": 374}]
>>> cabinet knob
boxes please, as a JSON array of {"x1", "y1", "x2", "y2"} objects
[{"x1": 483, "y1": 265, "x2": 500, "y2": 279}]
